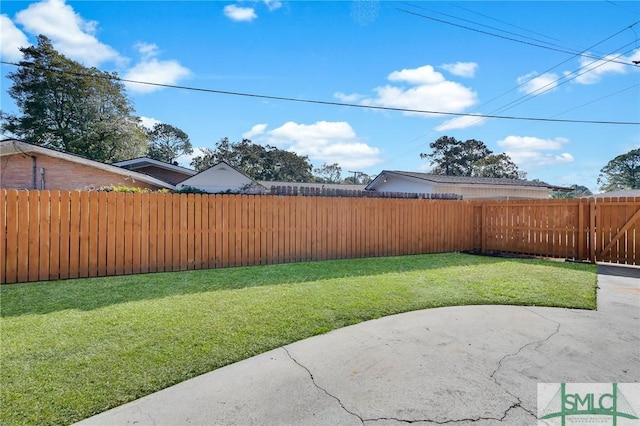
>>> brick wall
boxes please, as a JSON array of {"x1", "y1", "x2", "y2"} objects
[{"x1": 0, "y1": 153, "x2": 161, "y2": 190}]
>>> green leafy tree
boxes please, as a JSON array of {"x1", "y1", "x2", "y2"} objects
[
  {"x1": 343, "y1": 172, "x2": 372, "y2": 185},
  {"x1": 421, "y1": 136, "x2": 526, "y2": 179},
  {"x1": 597, "y1": 148, "x2": 640, "y2": 191},
  {"x1": 147, "y1": 123, "x2": 192, "y2": 164},
  {"x1": 421, "y1": 136, "x2": 491, "y2": 176},
  {"x1": 551, "y1": 184, "x2": 593, "y2": 198},
  {"x1": 1, "y1": 35, "x2": 147, "y2": 163},
  {"x1": 472, "y1": 153, "x2": 526, "y2": 179},
  {"x1": 191, "y1": 137, "x2": 314, "y2": 182},
  {"x1": 313, "y1": 162, "x2": 342, "y2": 183}
]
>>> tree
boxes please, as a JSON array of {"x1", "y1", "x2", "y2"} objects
[
  {"x1": 313, "y1": 163, "x2": 342, "y2": 183},
  {"x1": 342, "y1": 171, "x2": 372, "y2": 184},
  {"x1": 472, "y1": 153, "x2": 526, "y2": 179},
  {"x1": 1, "y1": 35, "x2": 148, "y2": 163},
  {"x1": 147, "y1": 123, "x2": 192, "y2": 164},
  {"x1": 551, "y1": 184, "x2": 592, "y2": 198},
  {"x1": 421, "y1": 136, "x2": 491, "y2": 176},
  {"x1": 421, "y1": 135, "x2": 525, "y2": 179},
  {"x1": 191, "y1": 138, "x2": 314, "y2": 182},
  {"x1": 597, "y1": 148, "x2": 640, "y2": 191}
]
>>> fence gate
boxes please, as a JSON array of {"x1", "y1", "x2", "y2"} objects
[{"x1": 591, "y1": 197, "x2": 640, "y2": 265}]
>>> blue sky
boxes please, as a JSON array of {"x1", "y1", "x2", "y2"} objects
[{"x1": 1, "y1": 0, "x2": 639, "y2": 192}]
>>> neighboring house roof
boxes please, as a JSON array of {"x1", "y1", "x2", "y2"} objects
[
  {"x1": 114, "y1": 157, "x2": 197, "y2": 177},
  {"x1": 177, "y1": 161, "x2": 266, "y2": 193},
  {"x1": 260, "y1": 181, "x2": 367, "y2": 191},
  {"x1": 366, "y1": 171, "x2": 566, "y2": 191},
  {"x1": 0, "y1": 139, "x2": 175, "y2": 190},
  {"x1": 591, "y1": 189, "x2": 640, "y2": 198}
]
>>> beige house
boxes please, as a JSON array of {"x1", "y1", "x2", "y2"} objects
[
  {"x1": 0, "y1": 139, "x2": 174, "y2": 191},
  {"x1": 366, "y1": 171, "x2": 565, "y2": 200},
  {"x1": 176, "y1": 161, "x2": 265, "y2": 194}
]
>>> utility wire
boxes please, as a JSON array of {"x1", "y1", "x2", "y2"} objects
[
  {"x1": 447, "y1": 2, "x2": 564, "y2": 44},
  {"x1": 396, "y1": 6, "x2": 640, "y2": 68},
  {"x1": 2, "y1": 60, "x2": 638, "y2": 126},
  {"x1": 400, "y1": 2, "x2": 575, "y2": 54},
  {"x1": 500, "y1": 43, "x2": 639, "y2": 113},
  {"x1": 430, "y1": 19, "x2": 640, "y2": 130}
]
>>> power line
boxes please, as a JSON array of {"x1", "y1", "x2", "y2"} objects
[
  {"x1": 1, "y1": 60, "x2": 638, "y2": 126},
  {"x1": 425, "y1": 17, "x2": 640, "y2": 131},
  {"x1": 447, "y1": 2, "x2": 564, "y2": 44},
  {"x1": 400, "y1": 2, "x2": 575, "y2": 55},
  {"x1": 395, "y1": 6, "x2": 640, "y2": 68}
]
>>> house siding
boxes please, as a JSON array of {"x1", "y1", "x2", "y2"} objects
[
  {"x1": 432, "y1": 185, "x2": 549, "y2": 200},
  {"x1": 0, "y1": 153, "x2": 162, "y2": 191}
]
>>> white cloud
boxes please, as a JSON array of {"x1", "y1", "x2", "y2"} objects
[
  {"x1": 388, "y1": 65, "x2": 445, "y2": 85},
  {"x1": 333, "y1": 91, "x2": 365, "y2": 103},
  {"x1": 224, "y1": 5, "x2": 257, "y2": 22},
  {"x1": 176, "y1": 147, "x2": 206, "y2": 169},
  {"x1": 139, "y1": 116, "x2": 162, "y2": 130},
  {"x1": 248, "y1": 121, "x2": 383, "y2": 169},
  {"x1": 134, "y1": 42, "x2": 159, "y2": 60},
  {"x1": 435, "y1": 115, "x2": 487, "y2": 131},
  {"x1": 570, "y1": 52, "x2": 629, "y2": 85},
  {"x1": 243, "y1": 123, "x2": 268, "y2": 139},
  {"x1": 124, "y1": 43, "x2": 191, "y2": 94},
  {"x1": 440, "y1": 62, "x2": 478, "y2": 78},
  {"x1": 14, "y1": 0, "x2": 122, "y2": 66},
  {"x1": 497, "y1": 135, "x2": 574, "y2": 170},
  {"x1": 517, "y1": 72, "x2": 559, "y2": 95},
  {"x1": 344, "y1": 64, "x2": 477, "y2": 117},
  {"x1": 263, "y1": 0, "x2": 283, "y2": 11},
  {"x1": 0, "y1": 14, "x2": 29, "y2": 62}
]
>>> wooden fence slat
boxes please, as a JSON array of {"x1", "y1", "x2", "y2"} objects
[
  {"x1": 88, "y1": 191, "x2": 99, "y2": 277},
  {"x1": 139, "y1": 193, "x2": 149, "y2": 274},
  {"x1": 184, "y1": 194, "x2": 193, "y2": 270},
  {"x1": 4, "y1": 191, "x2": 18, "y2": 283},
  {"x1": 48, "y1": 191, "x2": 61, "y2": 280},
  {"x1": 37, "y1": 190, "x2": 51, "y2": 281},
  {"x1": 68, "y1": 191, "x2": 81, "y2": 279},
  {"x1": 0, "y1": 191, "x2": 5, "y2": 283},
  {"x1": 123, "y1": 193, "x2": 134, "y2": 275},
  {"x1": 27, "y1": 190, "x2": 40, "y2": 282},
  {"x1": 131, "y1": 192, "x2": 142, "y2": 275},
  {"x1": 95, "y1": 191, "x2": 108, "y2": 277}
]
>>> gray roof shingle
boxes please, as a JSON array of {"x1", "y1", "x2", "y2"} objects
[{"x1": 385, "y1": 171, "x2": 559, "y2": 189}]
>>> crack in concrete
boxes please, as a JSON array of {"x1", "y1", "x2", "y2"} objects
[
  {"x1": 134, "y1": 403, "x2": 157, "y2": 425},
  {"x1": 282, "y1": 347, "x2": 365, "y2": 425},
  {"x1": 486, "y1": 307, "x2": 562, "y2": 420},
  {"x1": 284, "y1": 308, "x2": 560, "y2": 426},
  {"x1": 363, "y1": 400, "x2": 527, "y2": 424}
]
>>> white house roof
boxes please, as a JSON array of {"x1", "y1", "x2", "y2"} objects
[
  {"x1": 366, "y1": 170, "x2": 566, "y2": 191},
  {"x1": 0, "y1": 139, "x2": 175, "y2": 190},
  {"x1": 591, "y1": 189, "x2": 640, "y2": 198},
  {"x1": 113, "y1": 157, "x2": 196, "y2": 176},
  {"x1": 260, "y1": 181, "x2": 367, "y2": 191}
]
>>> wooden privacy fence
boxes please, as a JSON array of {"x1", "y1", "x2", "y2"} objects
[
  {"x1": 1, "y1": 191, "x2": 638, "y2": 284},
  {"x1": 0, "y1": 190, "x2": 475, "y2": 284},
  {"x1": 474, "y1": 197, "x2": 640, "y2": 265}
]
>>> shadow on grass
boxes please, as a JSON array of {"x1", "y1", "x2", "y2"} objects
[{"x1": 0, "y1": 253, "x2": 595, "y2": 317}]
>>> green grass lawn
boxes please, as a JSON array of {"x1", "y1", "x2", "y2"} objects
[{"x1": 0, "y1": 253, "x2": 597, "y2": 425}]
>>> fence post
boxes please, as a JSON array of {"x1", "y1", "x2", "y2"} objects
[
  {"x1": 481, "y1": 202, "x2": 486, "y2": 254},
  {"x1": 578, "y1": 198, "x2": 585, "y2": 261},
  {"x1": 589, "y1": 198, "x2": 596, "y2": 263}
]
